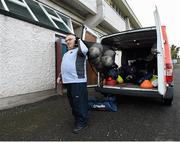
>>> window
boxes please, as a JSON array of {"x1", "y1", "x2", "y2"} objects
[
  {"x1": 56, "y1": 12, "x2": 73, "y2": 33},
  {"x1": 44, "y1": 6, "x2": 57, "y2": 17},
  {"x1": 0, "y1": 0, "x2": 9, "y2": 11},
  {"x1": 0, "y1": 1, "x2": 4, "y2": 10},
  {"x1": 4, "y1": 0, "x2": 38, "y2": 21},
  {"x1": 39, "y1": 3, "x2": 73, "y2": 33},
  {"x1": 53, "y1": 20, "x2": 70, "y2": 32},
  {"x1": 57, "y1": 13, "x2": 73, "y2": 31},
  {"x1": 25, "y1": 0, "x2": 54, "y2": 27},
  {"x1": 61, "y1": 39, "x2": 68, "y2": 56},
  {"x1": 0, "y1": 0, "x2": 73, "y2": 34}
]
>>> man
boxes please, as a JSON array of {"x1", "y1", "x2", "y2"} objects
[{"x1": 57, "y1": 34, "x2": 89, "y2": 134}]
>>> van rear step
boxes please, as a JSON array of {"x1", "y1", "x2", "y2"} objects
[{"x1": 95, "y1": 85, "x2": 162, "y2": 98}]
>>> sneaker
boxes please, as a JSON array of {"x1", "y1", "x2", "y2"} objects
[{"x1": 72, "y1": 124, "x2": 88, "y2": 134}]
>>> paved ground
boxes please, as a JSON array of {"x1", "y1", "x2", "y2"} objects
[{"x1": 0, "y1": 65, "x2": 180, "y2": 141}]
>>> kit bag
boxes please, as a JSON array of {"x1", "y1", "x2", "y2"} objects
[{"x1": 88, "y1": 96, "x2": 117, "y2": 112}]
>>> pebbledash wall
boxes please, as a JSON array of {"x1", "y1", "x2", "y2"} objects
[
  {"x1": 0, "y1": 0, "x2": 141, "y2": 110},
  {"x1": 0, "y1": 14, "x2": 58, "y2": 109},
  {"x1": 0, "y1": 14, "x2": 55, "y2": 98},
  {"x1": 0, "y1": 0, "x2": 71, "y2": 110}
]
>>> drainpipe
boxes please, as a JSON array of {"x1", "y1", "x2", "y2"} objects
[
  {"x1": 84, "y1": 0, "x2": 104, "y2": 28},
  {"x1": 125, "y1": 17, "x2": 131, "y2": 30}
]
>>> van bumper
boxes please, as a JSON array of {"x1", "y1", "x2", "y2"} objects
[
  {"x1": 164, "y1": 85, "x2": 174, "y2": 99},
  {"x1": 95, "y1": 86, "x2": 162, "y2": 98}
]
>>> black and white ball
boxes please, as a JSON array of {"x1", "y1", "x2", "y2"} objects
[
  {"x1": 103, "y1": 49, "x2": 115, "y2": 57},
  {"x1": 101, "y1": 55, "x2": 114, "y2": 67},
  {"x1": 91, "y1": 56, "x2": 101, "y2": 65},
  {"x1": 88, "y1": 43, "x2": 103, "y2": 59},
  {"x1": 95, "y1": 61, "x2": 104, "y2": 71}
]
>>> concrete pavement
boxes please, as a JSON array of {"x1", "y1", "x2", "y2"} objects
[{"x1": 0, "y1": 65, "x2": 180, "y2": 141}]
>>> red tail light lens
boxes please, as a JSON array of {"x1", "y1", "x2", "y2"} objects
[
  {"x1": 166, "y1": 63, "x2": 173, "y2": 83},
  {"x1": 166, "y1": 76, "x2": 173, "y2": 83}
]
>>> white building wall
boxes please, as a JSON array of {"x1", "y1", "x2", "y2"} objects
[
  {"x1": 77, "y1": 0, "x2": 97, "y2": 14},
  {"x1": 103, "y1": 1, "x2": 126, "y2": 31},
  {"x1": 0, "y1": 15, "x2": 56, "y2": 98}
]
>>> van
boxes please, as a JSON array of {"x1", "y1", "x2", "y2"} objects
[{"x1": 83, "y1": 8, "x2": 174, "y2": 105}]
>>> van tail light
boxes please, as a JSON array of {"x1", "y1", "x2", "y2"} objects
[{"x1": 166, "y1": 63, "x2": 173, "y2": 84}]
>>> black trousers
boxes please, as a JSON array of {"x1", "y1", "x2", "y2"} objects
[{"x1": 65, "y1": 82, "x2": 88, "y2": 126}]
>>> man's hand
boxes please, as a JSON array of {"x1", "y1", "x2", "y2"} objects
[
  {"x1": 57, "y1": 77, "x2": 62, "y2": 84},
  {"x1": 57, "y1": 77, "x2": 63, "y2": 95}
]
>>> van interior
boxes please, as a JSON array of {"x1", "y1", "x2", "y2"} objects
[{"x1": 100, "y1": 28, "x2": 158, "y2": 90}]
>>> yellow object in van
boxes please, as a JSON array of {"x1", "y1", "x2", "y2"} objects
[
  {"x1": 117, "y1": 75, "x2": 124, "y2": 84},
  {"x1": 150, "y1": 75, "x2": 158, "y2": 82}
]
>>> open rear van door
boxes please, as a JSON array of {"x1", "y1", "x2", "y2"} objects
[
  {"x1": 82, "y1": 26, "x2": 99, "y2": 87},
  {"x1": 154, "y1": 7, "x2": 166, "y2": 95}
]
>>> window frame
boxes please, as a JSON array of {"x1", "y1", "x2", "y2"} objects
[
  {"x1": 4, "y1": 0, "x2": 39, "y2": 21},
  {"x1": 1, "y1": 0, "x2": 9, "y2": 11},
  {"x1": 39, "y1": 3, "x2": 73, "y2": 33},
  {"x1": 0, "y1": 0, "x2": 74, "y2": 34}
]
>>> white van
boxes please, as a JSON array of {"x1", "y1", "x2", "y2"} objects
[{"x1": 83, "y1": 8, "x2": 174, "y2": 105}]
